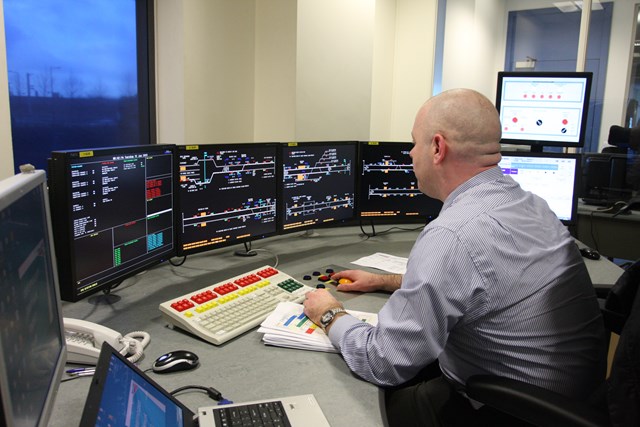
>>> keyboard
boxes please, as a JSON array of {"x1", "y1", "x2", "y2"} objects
[
  {"x1": 159, "y1": 266, "x2": 314, "y2": 345},
  {"x1": 211, "y1": 400, "x2": 291, "y2": 427}
]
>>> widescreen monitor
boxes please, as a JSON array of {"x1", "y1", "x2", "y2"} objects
[
  {"x1": 358, "y1": 141, "x2": 442, "y2": 222},
  {"x1": 0, "y1": 169, "x2": 67, "y2": 427},
  {"x1": 48, "y1": 145, "x2": 177, "y2": 302},
  {"x1": 496, "y1": 71, "x2": 592, "y2": 149},
  {"x1": 279, "y1": 141, "x2": 357, "y2": 233},
  {"x1": 499, "y1": 151, "x2": 581, "y2": 225},
  {"x1": 176, "y1": 143, "x2": 278, "y2": 256}
]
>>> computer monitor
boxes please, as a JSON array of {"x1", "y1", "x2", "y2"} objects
[
  {"x1": 580, "y1": 152, "x2": 635, "y2": 205},
  {"x1": 279, "y1": 141, "x2": 357, "y2": 233},
  {"x1": 496, "y1": 71, "x2": 592, "y2": 150},
  {"x1": 48, "y1": 145, "x2": 177, "y2": 302},
  {"x1": 358, "y1": 141, "x2": 442, "y2": 222},
  {"x1": 0, "y1": 169, "x2": 67, "y2": 427},
  {"x1": 176, "y1": 143, "x2": 278, "y2": 256},
  {"x1": 499, "y1": 151, "x2": 581, "y2": 225}
]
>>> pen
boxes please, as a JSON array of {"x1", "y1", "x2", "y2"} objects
[
  {"x1": 66, "y1": 367, "x2": 95, "y2": 374},
  {"x1": 71, "y1": 370, "x2": 95, "y2": 377}
]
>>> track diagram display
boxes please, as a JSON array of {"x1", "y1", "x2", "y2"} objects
[
  {"x1": 178, "y1": 144, "x2": 278, "y2": 255},
  {"x1": 280, "y1": 142, "x2": 356, "y2": 231},
  {"x1": 359, "y1": 142, "x2": 442, "y2": 220}
]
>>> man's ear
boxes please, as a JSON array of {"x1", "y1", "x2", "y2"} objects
[{"x1": 432, "y1": 134, "x2": 447, "y2": 164}]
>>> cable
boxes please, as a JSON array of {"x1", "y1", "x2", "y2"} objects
[
  {"x1": 170, "y1": 385, "x2": 232, "y2": 404},
  {"x1": 120, "y1": 331, "x2": 151, "y2": 363},
  {"x1": 247, "y1": 248, "x2": 279, "y2": 268},
  {"x1": 358, "y1": 218, "x2": 427, "y2": 239},
  {"x1": 169, "y1": 256, "x2": 187, "y2": 266}
]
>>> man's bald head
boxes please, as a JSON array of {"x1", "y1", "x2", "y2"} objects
[{"x1": 416, "y1": 89, "x2": 502, "y2": 167}]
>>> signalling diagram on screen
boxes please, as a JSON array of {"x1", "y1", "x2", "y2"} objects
[
  {"x1": 178, "y1": 146, "x2": 277, "y2": 252},
  {"x1": 500, "y1": 78, "x2": 587, "y2": 143},
  {"x1": 281, "y1": 144, "x2": 355, "y2": 230}
]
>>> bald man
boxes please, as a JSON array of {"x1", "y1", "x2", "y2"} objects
[{"x1": 304, "y1": 89, "x2": 607, "y2": 426}]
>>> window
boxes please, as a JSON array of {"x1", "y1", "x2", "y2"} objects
[{"x1": 3, "y1": 0, "x2": 155, "y2": 173}]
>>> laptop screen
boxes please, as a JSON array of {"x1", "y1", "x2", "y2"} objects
[{"x1": 80, "y1": 342, "x2": 195, "y2": 427}]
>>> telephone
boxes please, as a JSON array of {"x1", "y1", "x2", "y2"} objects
[{"x1": 63, "y1": 318, "x2": 150, "y2": 365}]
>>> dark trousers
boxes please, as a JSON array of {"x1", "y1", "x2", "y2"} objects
[{"x1": 382, "y1": 363, "x2": 533, "y2": 427}]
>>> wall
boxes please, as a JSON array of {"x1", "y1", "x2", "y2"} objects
[
  {"x1": 155, "y1": 0, "x2": 185, "y2": 145},
  {"x1": 0, "y1": 1, "x2": 13, "y2": 179},
  {"x1": 155, "y1": 0, "x2": 439, "y2": 146},
  {"x1": 503, "y1": 0, "x2": 637, "y2": 149},
  {"x1": 254, "y1": 0, "x2": 297, "y2": 142},
  {"x1": 441, "y1": 0, "x2": 507, "y2": 99}
]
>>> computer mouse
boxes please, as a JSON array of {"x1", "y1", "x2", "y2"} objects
[
  {"x1": 579, "y1": 247, "x2": 601, "y2": 260},
  {"x1": 152, "y1": 350, "x2": 199, "y2": 373}
]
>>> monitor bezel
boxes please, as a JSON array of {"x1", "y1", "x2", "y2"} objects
[
  {"x1": 277, "y1": 141, "x2": 358, "y2": 235},
  {"x1": 496, "y1": 71, "x2": 593, "y2": 149},
  {"x1": 356, "y1": 141, "x2": 442, "y2": 224},
  {"x1": 499, "y1": 150, "x2": 582, "y2": 226},
  {"x1": 0, "y1": 169, "x2": 67, "y2": 427},
  {"x1": 48, "y1": 144, "x2": 178, "y2": 302},
  {"x1": 175, "y1": 142, "x2": 280, "y2": 257}
]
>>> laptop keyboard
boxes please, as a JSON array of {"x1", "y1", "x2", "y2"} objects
[{"x1": 211, "y1": 401, "x2": 291, "y2": 427}]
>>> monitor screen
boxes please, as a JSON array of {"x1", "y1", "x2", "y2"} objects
[
  {"x1": 48, "y1": 145, "x2": 177, "y2": 302},
  {"x1": 279, "y1": 142, "x2": 357, "y2": 233},
  {"x1": 496, "y1": 71, "x2": 592, "y2": 148},
  {"x1": 499, "y1": 151, "x2": 580, "y2": 224},
  {"x1": 0, "y1": 169, "x2": 67, "y2": 427},
  {"x1": 358, "y1": 141, "x2": 442, "y2": 222},
  {"x1": 176, "y1": 143, "x2": 278, "y2": 256}
]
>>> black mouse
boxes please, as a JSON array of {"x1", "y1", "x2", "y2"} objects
[
  {"x1": 579, "y1": 247, "x2": 601, "y2": 260},
  {"x1": 151, "y1": 350, "x2": 199, "y2": 373}
]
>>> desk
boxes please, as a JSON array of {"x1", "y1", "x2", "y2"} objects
[
  {"x1": 49, "y1": 225, "x2": 624, "y2": 427},
  {"x1": 577, "y1": 202, "x2": 640, "y2": 261}
]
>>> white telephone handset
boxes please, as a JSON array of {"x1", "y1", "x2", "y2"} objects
[{"x1": 63, "y1": 317, "x2": 150, "y2": 365}]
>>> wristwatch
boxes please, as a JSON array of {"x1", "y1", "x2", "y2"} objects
[{"x1": 320, "y1": 307, "x2": 347, "y2": 330}]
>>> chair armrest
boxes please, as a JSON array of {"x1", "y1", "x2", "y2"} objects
[{"x1": 465, "y1": 375, "x2": 609, "y2": 427}]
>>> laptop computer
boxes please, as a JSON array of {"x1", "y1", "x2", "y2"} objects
[
  {"x1": 80, "y1": 342, "x2": 330, "y2": 427},
  {"x1": 80, "y1": 342, "x2": 196, "y2": 427}
]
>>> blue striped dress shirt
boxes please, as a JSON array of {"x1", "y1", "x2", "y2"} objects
[{"x1": 329, "y1": 166, "x2": 606, "y2": 400}]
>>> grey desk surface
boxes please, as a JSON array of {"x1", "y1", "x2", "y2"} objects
[{"x1": 50, "y1": 225, "x2": 624, "y2": 427}]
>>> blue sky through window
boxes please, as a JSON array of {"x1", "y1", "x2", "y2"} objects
[
  {"x1": 4, "y1": 0, "x2": 145, "y2": 173},
  {"x1": 4, "y1": 0, "x2": 137, "y2": 98}
]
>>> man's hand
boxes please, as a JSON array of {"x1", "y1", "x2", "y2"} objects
[
  {"x1": 330, "y1": 269, "x2": 402, "y2": 293},
  {"x1": 303, "y1": 289, "x2": 344, "y2": 326}
]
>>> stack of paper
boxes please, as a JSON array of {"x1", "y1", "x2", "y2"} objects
[{"x1": 257, "y1": 301, "x2": 378, "y2": 353}]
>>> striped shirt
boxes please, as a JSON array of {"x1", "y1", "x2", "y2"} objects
[{"x1": 329, "y1": 166, "x2": 607, "y2": 399}]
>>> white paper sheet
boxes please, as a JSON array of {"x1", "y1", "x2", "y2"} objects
[{"x1": 351, "y1": 252, "x2": 408, "y2": 275}]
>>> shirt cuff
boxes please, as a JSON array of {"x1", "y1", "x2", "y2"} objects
[{"x1": 327, "y1": 314, "x2": 361, "y2": 351}]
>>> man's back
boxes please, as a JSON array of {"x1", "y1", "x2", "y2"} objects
[{"x1": 429, "y1": 168, "x2": 607, "y2": 399}]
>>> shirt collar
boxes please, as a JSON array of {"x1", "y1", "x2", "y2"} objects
[{"x1": 441, "y1": 166, "x2": 504, "y2": 211}]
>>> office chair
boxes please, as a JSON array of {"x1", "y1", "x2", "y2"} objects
[{"x1": 465, "y1": 259, "x2": 640, "y2": 427}]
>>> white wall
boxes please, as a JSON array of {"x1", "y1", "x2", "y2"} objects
[
  {"x1": 183, "y1": 0, "x2": 256, "y2": 143},
  {"x1": 155, "y1": 0, "x2": 185, "y2": 145},
  {"x1": 441, "y1": 0, "x2": 507, "y2": 99},
  {"x1": 254, "y1": 0, "x2": 297, "y2": 142},
  {"x1": 295, "y1": 0, "x2": 375, "y2": 141},
  {"x1": 155, "y1": 0, "x2": 438, "y2": 145},
  {"x1": 0, "y1": 1, "x2": 14, "y2": 179},
  {"x1": 387, "y1": 0, "x2": 438, "y2": 140}
]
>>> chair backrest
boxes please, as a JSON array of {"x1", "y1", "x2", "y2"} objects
[
  {"x1": 606, "y1": 259, "x2": 640, "y2": 427},
  {"x1": 603, "y1": 260, "x2": 640, "y2": 334}
]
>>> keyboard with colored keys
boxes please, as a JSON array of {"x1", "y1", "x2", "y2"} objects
[{"x1": 159, "y1": 266, "x2": 314, "y2": 345}]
